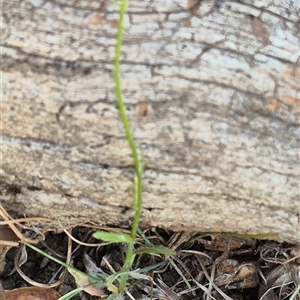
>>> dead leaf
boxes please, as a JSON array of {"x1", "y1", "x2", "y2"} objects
[
  {"x1": 0, "y1": 225, "x2": 19, "y2": 247},
  {"x1": 67, "y1": 266, "x2": 107, "y2": 297},
  {"x1": 0, "y1": 287, "x2": 61, "y2": 300},
  {"x1": 215, "y1": 259, "x2": 258, "y2": 289}
]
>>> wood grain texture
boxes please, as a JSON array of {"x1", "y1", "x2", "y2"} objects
[{"x1": 1, "y1": 0, "x2": 299, "y2": 243}]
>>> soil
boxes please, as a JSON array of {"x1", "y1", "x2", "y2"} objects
[
  {"x1": 1, "y1": 221, "x2": 299, "y2": 300},
  {"x1": 0, "y1": 206, "x2": 299, "y2": 300}
]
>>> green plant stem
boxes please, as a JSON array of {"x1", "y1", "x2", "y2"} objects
[
  {"x1": 114, "y1": 0, "x2": 138, "y2": 174},
  {"x1": 119, "y1": 242, "x2": 134, "y2": 292},
  {"x1": 114, "y1": 0, "x2": 143, "y2": 238},
  {"x1": 114, "y1": 0, "x2": 144, "y2": 293}
]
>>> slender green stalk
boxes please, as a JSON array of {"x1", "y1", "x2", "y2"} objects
[
  {"x1": 23, "y1": 241, "x2": 103, "y2": 281},
  {"x1": 114, "y1": 0, "x2": 144, "y2": 293},
  {"x1": 290, "y1": 285, "x2": 300, "y2": 300},
  {"x1": 114, "y1": 0, "x2": 143, "y2": 239}
]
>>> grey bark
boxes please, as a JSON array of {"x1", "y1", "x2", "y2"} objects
[{"x1": 1, "y1": 0, "x2": 299, "y2": 243}]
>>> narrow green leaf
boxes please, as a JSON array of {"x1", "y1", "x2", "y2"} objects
[
  {"x1": 106, "y1": 294, "x2": 118, "y2": 300},
  {"x1": 133, "y1": 245, "x2": 175, "y2": 255},
  {"x1": 137, "y1": 261, "x2": 167, "y2": 274},
  {"x1": 137, "y1": 227, "x2": 151, "y2": 245},
  {"x1": 190, "y1": 232, "x2": 279, "y2": 243},
  {"x1": 93, "y1": 231, "x2": 134, "y2": 243},
  {"x1": 58, "y1": 287, "x2": 84, "y2": 300},
  {"x1": 290, "y1": 285, "x2": 300, "y2": 300},
  {"x1": 23, "y1": 241, "x2": 100, "y2": 281}
]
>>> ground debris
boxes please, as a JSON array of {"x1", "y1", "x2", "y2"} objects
[{"x1": 1, "y1": 224, "x2": 299, "y2": 300}]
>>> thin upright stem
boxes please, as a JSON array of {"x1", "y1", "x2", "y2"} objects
[{"x1": 114, "y1": 0, "x2": 144, "y2": 294}]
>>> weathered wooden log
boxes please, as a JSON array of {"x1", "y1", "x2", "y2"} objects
[{"x1": 1, "y1": 0, "x2": 299, "y2": 243}]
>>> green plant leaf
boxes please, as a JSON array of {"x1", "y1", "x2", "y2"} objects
[
  {"x1": 93, "y1": 231, "x2": 134, "y2": 243},
  {"x1": 133, "y1": 245, "x2": 175, "y2": 255},
  {"x1": 107, "y1": 283, "x2": 119, "y2": 294}
]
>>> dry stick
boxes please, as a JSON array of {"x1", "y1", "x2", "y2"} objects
[
  {"x1": 0, "y1": 202, "x2": 121, "y2": 247},
  {"x1": 0, "y1": 217, "x2": 55, "y2": 225},
  {"x1": 0, "y1": 240, "x2": 19, "y2": 247},
  {"x1": 62, "y1": 227, "x2": 111, "y2": 247},
  {"x1": 0, "y1": 206, "x2": 131, "y2": 232},
  {"x1": 0, "y1": 204, "x2": 43, "y2": 244}
]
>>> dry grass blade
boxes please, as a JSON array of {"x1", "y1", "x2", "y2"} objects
[
  {"x1": 258, "y1": 242, "x2": 300, "y2": 300},
  {"x1": 258, "y1": 264, "x2": 299, "y2": 300},
  {"x1": 156, "y1": 278, "x2": 180, "y2": 300},
  {"x1": 62, "y1": 227, "x2": 112, "y2": 247},
  {"x1": 168, "y1": 257, "x2": 193, "y2": 292},
  {"x1": 196, "y1": 255, "x2": 234, "y2": 300},
  {"x1": 284, "y1": 245, "x2": 300, "y2": 264},
  {"x1": 167, "y1": 231, "x2": 196, "y2": 250},
  {"x1": 129, "y1": 272, "x2": 179, "y2": 300}
]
